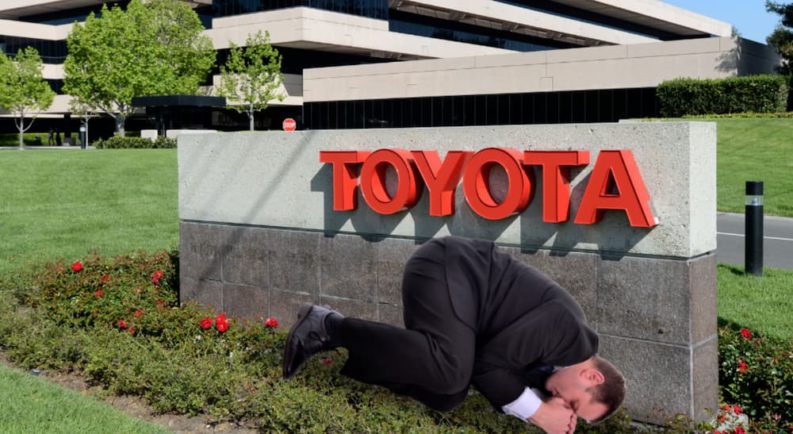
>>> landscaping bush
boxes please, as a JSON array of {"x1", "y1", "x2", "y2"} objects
[
  {"x1": 657, "y1": 75, "x2": 789, "y2": 117},
  {"x1": 718, "y1": 323, "x2": 793, "y2": 429},
  {"x1": 93, "y1": 136, "x2": 176, "y2": 149},
  {"x1": 0, "y1": 251, "x2": 790, "y2": 433}
]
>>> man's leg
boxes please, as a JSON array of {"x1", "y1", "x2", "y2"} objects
[{"x1": 338, "y1": 240, "x2": 476, "y2": 409}]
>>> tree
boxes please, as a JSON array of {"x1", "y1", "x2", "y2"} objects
[
  {"x1": 767, "y1": 1, "x2": 793, "y2": 74},
  {"x1": 0, "y1": 48, "x2": 55, "y2": 149},
  {"x1": 63, "y1": 0, "x2": 215, "y2": 136},
  {"x1": 218, "y1": 31, "x2": 285, "y2": 131},
  {"x1": 69, "y1": 97, "x2": 98, "y2": 148}
]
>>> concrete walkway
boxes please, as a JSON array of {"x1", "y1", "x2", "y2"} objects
[{"x1": 718, "y1": 212, "x2": 793, "y2": 270}]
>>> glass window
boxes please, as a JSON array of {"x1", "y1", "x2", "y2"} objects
[
  {"x1": 389, "y1": 10, "x2": 573, "y2": 52},
  {"x1": 213, "y1": 0, "x2": 388, "y2": 20}
]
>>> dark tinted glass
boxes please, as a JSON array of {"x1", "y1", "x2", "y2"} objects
[
  {"x1": 389, "y1": 10, "x2": 574, "y2": 52},
  {"x1": 302, "y1": 87, "x2": 660, "y2": 129},
  {"x1": 213, "y1": 0, "x2": 388, "y2": 20}
]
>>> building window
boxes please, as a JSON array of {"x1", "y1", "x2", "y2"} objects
[
  {"x1": 1, "y1": 37, "x2": 68, "y2": 64},
  {"x1": 213, "y1": 0, "x2": 389, "y2": 20},
  {"x1": 303, "y1": 88, "x2": 660, "y2": 129},
  {"x1": 389, "y1": 10, "x2": 575, "y2": 52}
]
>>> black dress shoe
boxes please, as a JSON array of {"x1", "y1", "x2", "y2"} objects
[{"x1": 282, "y1": 303, "x2": 343, "y2": 379}]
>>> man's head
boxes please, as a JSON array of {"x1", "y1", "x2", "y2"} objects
[{"x1": 544, "y1": 355, "x2": 625, "y2": 423}]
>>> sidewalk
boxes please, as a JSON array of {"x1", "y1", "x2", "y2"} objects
[{"x1": 717, "y1": 212, "x2": 793, "y2": 270}]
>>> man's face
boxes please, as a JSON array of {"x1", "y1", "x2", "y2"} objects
[{"x1": 545, "y1": 367, "x2": 608, "y2": 422}]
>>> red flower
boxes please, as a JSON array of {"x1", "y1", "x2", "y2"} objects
[
  {"x1": 215, "y1": 313, "x2": 229, "y2": 333},
  {"x1": 100, "y1": 274, "x2": 111, "y2": 284},
  {"x1": 737, "y1": 359, "x2": 748, "y2": 374},
  {"x1": 151, "y1": 270, "x2": 164, "y2": 286},
  {"x1": 118, "y1": 319, "x2": 128, "y2": 330},
  {"x1": 264, "y1": 317, "x2": 279, "y2": 328},
  {"x1": 735, "y1": 427, "x2": 745, "y2": 434},
  {"x1": 128, "y1": 327, "x2": 136, "y2": 336},
  {"x1": 71, "y1": 261, "x2": 83, "y2": 273},
  {"x1": 199, "y1": 317, "x2": 213, "y2": 330},
  {"x1": 732, "y1": 404, "x2": 742, "y2": 414},
  {"x1": 134, "y1": 309, "x2": 143, "y2": 318},
  {"x1": 740, "y1": 328, "x2": 752, "y2": 340},
  {"x1": 155, "y1": 299, "x2": 166, "y2": 309},
  {"x1": 321, "y1": 356, "x2": 333, "y2": 366},
  {"x1": 95, "y1": 288, "x2": 103, "y2": 298},
  {"x1": 713, "y1": 430, "x2": 722, "y2": 434}
]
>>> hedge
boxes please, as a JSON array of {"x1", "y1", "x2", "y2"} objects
[
  {"x1": 93, "y1": 136, "x2": 176, "y2": 149},
  {"x1": 0, "y1": 252, "x2": 790, "y2": 433},
  {"x1": 657, "y1": 75, "x2": 789, "y2": 117}
]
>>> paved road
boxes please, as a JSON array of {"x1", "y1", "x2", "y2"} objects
[{"x1": 717, "y1": 212, "x2": 793, "y2": 270}]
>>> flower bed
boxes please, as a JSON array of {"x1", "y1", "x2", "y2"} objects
[{"x1": 0, "y1": 251, "x2": 790, "y2": 433}]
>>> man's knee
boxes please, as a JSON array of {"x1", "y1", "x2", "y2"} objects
[
  {"x1": 428, "y1": 364, "x2": 471, "y2": 396},
  {"x1": 423, "y1": 389, "x2": 468, "y2": 412}
]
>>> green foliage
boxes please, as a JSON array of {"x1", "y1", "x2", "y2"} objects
[
  {"x1": 657, "y1": 75, "x2": 788, "y2": 116},
  {"x1": 93, "y1": 136, "x2": 176, "y2": 149},
  {"x1": 0, "y1": 48, "x2": 55, "y2": 147},
  {"x1": 63, "y1": 0, "x2": 215, "y2": 136},
  {"x1": 0, "y1": 252, "x2": 635, "y2": 433},
  {"x1": 718, "y1": 324, "x2": 793, "y2": 430},
  {"x1": 767, "y1": 1, "x2": 793, "y2": 74},
  {"x1": 218, "y1": 31, "x2": 284, "y2": 131}
]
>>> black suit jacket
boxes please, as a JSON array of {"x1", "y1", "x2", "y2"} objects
[{"x1": 438, "y1": 236, "x2": 599, "y2": 408}]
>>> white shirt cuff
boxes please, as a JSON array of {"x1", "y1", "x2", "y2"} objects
[{"x1": 501, "y1": 387, "x2": 543, "y2": 421}]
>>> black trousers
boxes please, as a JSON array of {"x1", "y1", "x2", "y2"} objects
[{"x1": 339, "y1": 239, "x2": 475, "y2": 411}]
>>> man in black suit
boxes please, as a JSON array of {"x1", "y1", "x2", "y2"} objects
[{"x1": 283, "y1": 236, "x2": 625, "y2": 434}]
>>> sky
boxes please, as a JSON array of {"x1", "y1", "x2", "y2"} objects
[{"x1": 662, "y1": 0, "x2": 782, "y2": 43}]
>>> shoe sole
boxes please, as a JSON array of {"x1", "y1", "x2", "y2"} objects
[{"x1": 282, "y1": 303, "x2": 315, "y2": 379}]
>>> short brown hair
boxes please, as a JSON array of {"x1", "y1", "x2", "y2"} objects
[{"x1": 587, "y1": 355, "x2": 625, "y2": 423}]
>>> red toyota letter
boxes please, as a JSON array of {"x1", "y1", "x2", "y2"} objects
[
  {"x1": 462, "y1": 148, "x2": 533, "y2": 220},
  {"x1": 574, "y1": 150, "x2": 657, "y2": 228},
  {"x1": 524, "y1": 150, "x2": 590, "y2": 223},
  {"x1": 319, "y1": 151, "x2": 370, "y2": 211},
  {"x1": 360, "y1": 149, "x2": 420, "y2": 215},
  {"x1": 412, "y1": 150, "x2": 471, "y2": 216}
]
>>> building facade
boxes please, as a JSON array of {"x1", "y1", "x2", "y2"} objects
[{"x1": 0, "y1": 0, "x2": 779, "y2": 136}]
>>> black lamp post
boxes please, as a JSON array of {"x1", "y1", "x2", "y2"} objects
[{"x1": 745, "y1": 181, "x2": 764, "y2": 276}]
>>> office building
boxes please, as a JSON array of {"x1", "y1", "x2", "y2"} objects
[{"x1": 0, "y1": 0, "x2": 780, "y2": 135}]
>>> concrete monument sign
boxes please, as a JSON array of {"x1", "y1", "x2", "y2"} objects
[{"x1": 178, "y1": 123, "x2": 717, "y2": 424}]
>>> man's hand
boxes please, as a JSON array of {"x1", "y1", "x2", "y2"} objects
[{"x1": 529, "y1": 397, "x2": 576, "y2": 434}]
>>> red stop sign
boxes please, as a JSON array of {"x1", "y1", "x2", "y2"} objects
[{"x1": 282, "y1": 118, "x2": 296, "y2": 132}]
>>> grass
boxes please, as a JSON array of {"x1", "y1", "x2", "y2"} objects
[
  {"x1": 0, "y1": 149, "x2": 178, "y2": 277},
  {"x1": 0, "y1": 363, "x2": 168, "y2": 434},
  {"x1": 717, "y1": 264, "x2": 793, "y2": 341},
  {"x1": 714, "y1": 118, "x2": 793, "y2": 217}
]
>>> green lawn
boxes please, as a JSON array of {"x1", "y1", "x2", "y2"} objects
[
  {"x1": 717, "y1": 264, "x2": 793, "y2": 341},
  {"x1": 715, "y1": 118, "x2": 793, "y2": 217},
  {"x1": 0, "y1": 149, "x2": 178, "y2": 277},
  {"x1": 0, "y1": 363, "x2": 169, "y2": 434}
]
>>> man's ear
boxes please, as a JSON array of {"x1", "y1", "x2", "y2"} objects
[{"x1": 580, "y1": 368, "x2": 605, "y2": 386}]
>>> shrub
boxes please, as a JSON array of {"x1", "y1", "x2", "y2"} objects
[
  {"x1": 1, "y1": 252, "x2": 790, "y2": 433},
  {"x1": 718, "y1": 324, "x2": 793, "y2": 427},
  {"x1": 657, "y1": 75, "x2": 789, "y2": 117},
  {"x1": 93, "y1": 136, "x2": 176, "y2": 149}
]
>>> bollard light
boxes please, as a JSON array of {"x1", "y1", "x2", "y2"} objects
[{"x1": 745, "y1": 181, "x2": 763, "y2": 276}]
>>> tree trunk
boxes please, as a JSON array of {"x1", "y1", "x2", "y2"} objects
[
  {"x1": 16, "y1": 115, "x2": 25, "y2": 150},
  {"x1": 248, "y1": 107, "x2": 254, "y2": 131},
  {"x1": 115, "y1": 115, "x2": 126, "y2": 137}
]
